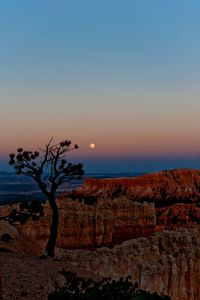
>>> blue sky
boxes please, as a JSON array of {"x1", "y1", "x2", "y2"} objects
[
  {"x1": 1, "y1": 0, "x2": 199, "y2": 87},
  {"x1": 0, "y1": 0, "x2": 200, "y2": 173}
]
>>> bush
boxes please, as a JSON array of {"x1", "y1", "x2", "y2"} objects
[{"x1": 48, "y1": 271, "x2": 171, "y2": 300}]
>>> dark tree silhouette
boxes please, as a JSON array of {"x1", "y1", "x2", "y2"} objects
[
  {"x1": 48, "y1": 271, "x2": 171, "y2": 300},
  {"x1": 9, "y1": 138, "x2": 84, "y2": 257}
]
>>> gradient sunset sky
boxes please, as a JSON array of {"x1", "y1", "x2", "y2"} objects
[{"x1": 1, "y1": 0, "x2": 200, "y2": 172}]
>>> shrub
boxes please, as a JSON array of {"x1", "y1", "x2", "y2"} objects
[{"x1": 48, "y1": 271, "x2": 171, "y2": 300}]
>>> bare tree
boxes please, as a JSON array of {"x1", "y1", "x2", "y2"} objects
[{"x1": 9, "y1": 138, "x2": 84, "y2": 257}]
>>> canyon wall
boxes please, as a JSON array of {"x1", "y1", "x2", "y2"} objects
[
  {"x1": 79, "y1": 169, "x2": 200, "y2": 206},
  {"x1": 156, "y1": 203, "x2": 200, "y2": 231},
  {"x1": 5, "y1": 169, "x2": 200, "y2": 250},
  {"x1": 61, "y1": 227, "x2": 200, "y2": 300},
  {"x1": 18, "y1": 197, "x2": 156, "y2": 249}
]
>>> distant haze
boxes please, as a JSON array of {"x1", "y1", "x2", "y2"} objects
[{"x1": 0, "y1": 1, "x2": 200, "y2": 172}]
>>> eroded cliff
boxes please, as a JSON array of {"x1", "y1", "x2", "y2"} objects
[
  {"x1": 18, "y1": 197, "x2": 156, "y2": 249},
  {"x1": 61, "y1": 227, "x2": 200, "y2": 300},
  {"x1": 79, "y1": 169, "x2": 200, "y2": 207},
  {"x1": 3, "y1": 169, "x2": 200, "y2": 250}
]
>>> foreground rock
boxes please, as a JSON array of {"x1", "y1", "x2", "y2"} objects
[
  {"x1": 1, "y1": 227, "x2": 200, "y2": 300},
  {"x1": 0, "y1": 221, "x2": 43, "y2": 256},
  {"x1": 60, "y1": 227, "x2": 200, "y2": 300}
]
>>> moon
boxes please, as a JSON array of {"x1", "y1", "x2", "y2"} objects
[{"x1": 89, "y1": 143, "x2": 95, "y2": 149}]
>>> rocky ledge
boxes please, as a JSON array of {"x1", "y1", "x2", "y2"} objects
[{"x1": 61, "y1": 227, "x2": 200, "y2": 300}]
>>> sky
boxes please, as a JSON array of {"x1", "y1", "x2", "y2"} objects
[{"x1": 0, "y1": 0, "x2": 200, "y2": 173}]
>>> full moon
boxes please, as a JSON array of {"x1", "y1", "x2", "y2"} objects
[{"x1": 89, "y1": 143, "x2": 95, "y2": 149}]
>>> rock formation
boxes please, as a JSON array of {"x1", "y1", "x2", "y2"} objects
[
  {"x1": 2, "y1": 168, "x2": 200, "y2": 299},
  {"x1": 18, "y1": 197, "x2": 156, "y2": 249},
  {"x1": 61, "y1": 227, "x2": 200, "y2": 300},
  {"x1": 79, "y1": 169, "x2": 200, "y2": 207},
  {"x1": 0, "y1": 203, "x2": 20, "y2": 220},
  {"x1": 156, "y1": 203, "x2": 200, "y2": 231},
  {"x1": 2, "y1": 168, "x2": 200, "y2": 251},
  {"x1": 0, "y1": 220, "x2": 43, "y2": 256}
]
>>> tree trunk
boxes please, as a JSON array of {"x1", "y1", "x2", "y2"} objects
[{"x1": 44, "y1": 196, "x2": 58, "y2": 257}]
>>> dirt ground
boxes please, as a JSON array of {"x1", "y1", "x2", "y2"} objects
[
  {"x1": 0, "y1": 252, "x2": 96, "y2": 300},
  {"x1": 0, "y1": 253, "x2": 68, "y2": 300}
]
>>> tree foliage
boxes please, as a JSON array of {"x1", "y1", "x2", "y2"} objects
[
  {"x1": 9, "y1": 138, "x2": 83, "y2": 194},
  {"x1": 9, "y1": 138, "x2": 84, "y2": 257}
]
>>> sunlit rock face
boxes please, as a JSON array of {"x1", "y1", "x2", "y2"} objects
[
  {"x1": 18, "y1": 197, "x2": 156, "y2": 249},
  {"x1": 79, "y1": 169, "x2": 200, "y2": 207},
  {"x1": 14, "y1": 168, "x2": 200, "y2": 249},
  {"x1": 61, "y1": 227, "x2": 200, "y2": 300},
  {"x1": 156, "y1": 203, "x2": 200, "y2": 231}
]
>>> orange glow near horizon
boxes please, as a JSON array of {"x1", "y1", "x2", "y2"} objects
[
  {"x1": 1, "y1": 77, "x2": 200, "y2": 162},
  {"x1": 1, "y1": 131, "x2": 200, "y2": 160}
]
